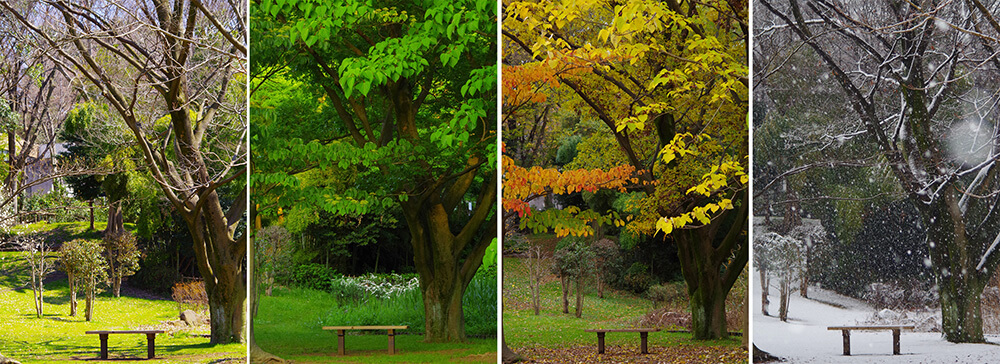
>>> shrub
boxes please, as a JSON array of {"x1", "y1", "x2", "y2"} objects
[
  {"x1": 292, "y1": 263, "x2": 338, "y2": 291},
  {"x1": 648, "y1": 282, "x2": 688, "y2": 309},
  {"x1": 171, "y1": 279, "x2": 207, "y2": 312},
  {"x1": 463, "y1": 273, "x2": 497, "y2": 338},
  {"x1": 103, "y1": 231, "x2": 141, "y2": 297},
  {"x1": 862, "y1": 280, "x2": 937, "y2": 310},
  {"x1": 622, "y1": 262, "x2": 653, "y2": 293},
  {"x1": 321, "y1": 272, "x2": 497, "y2": 338}
]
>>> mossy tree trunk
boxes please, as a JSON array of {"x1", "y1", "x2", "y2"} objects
[
  {"x1": 675, "y1": 191, "x2": 748, "y2": 339},
  {"x1": 402, "y1": 164, "x2": 497, "y2": 342}
]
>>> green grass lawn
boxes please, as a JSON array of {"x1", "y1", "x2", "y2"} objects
[
  {"x1": 6, "y1": 221, "x2": 136, "y2": 242},
  {"x1": 254, "y1": 287, "x2": 497, "y2": 363},
  {"x1": 503, "y1": 254, "x2": 748, "y2": 363},
  {"x1": 0, "y1": 249, "x2": 245, "y2": 363}
]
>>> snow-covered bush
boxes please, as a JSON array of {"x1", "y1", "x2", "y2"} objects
[{"x1": 862, "y1": 280, "x2": 938, "y2": 310}]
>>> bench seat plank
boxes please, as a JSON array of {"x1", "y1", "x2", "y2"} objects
[
  {"x1": 322, "y1": 326, "x2": 408, "y2": 355},
  {"x1": 584, "y1": 328, "x2": 661, "y2": 333},
  {"x1": 85, "y1": 330, "x2": 165, "y2": 334},
  {"x1": 322, "y1": 326, "x2": 408, "y2": 330},
  {"x1": 826, "y1": 325, "x2": 914, "y2": 355},
  {"x1": 826, "y1": 325, "x2": 914, "y2": 331}
]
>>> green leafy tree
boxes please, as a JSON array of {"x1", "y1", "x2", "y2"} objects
[
  {"x1": 61, "y1": 238, "x2": 108, "y2": 321},
  {"x1": 253, "y1": 225, "x2": 293, "y2": 297},
  {"x1": 252, "y1": 0, "x2": 497, "y2": 342},
  {"x1": 553, "y1": 237, "x2": 594, "y2": 318},
  {"x1": 103, "y1": 231, "x2": 141, "y2": 298}
]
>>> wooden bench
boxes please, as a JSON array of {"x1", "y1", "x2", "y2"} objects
[
  {"x1": 827, "y1": 325, "x2": 915, "y2": 355},
  {"x1": 322, "y1": 326, "x2": 408, "y2": 355},
  {"x1": 84, "y1": 330, "x2": 165, "y2": 359},
  {"x1": 584, "y1": 328, "x2": 661, "y2": 354}
]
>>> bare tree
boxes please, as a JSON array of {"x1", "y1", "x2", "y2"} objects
[
  {"x1": 0, "y1": 10, "x2": 81, "y2": 226},
  {"x1": 0, "y1": 0, "x2": 248, "y2": 343},
  {"x1": 11, "y1": 233, "x2": 52, "y2": 318},
  {"x1": 756, "y1": 0, "x2": 1000, "y2": 342},
  {"x1": 524, "y1": 242, "x2": 550, "y2": 315}
]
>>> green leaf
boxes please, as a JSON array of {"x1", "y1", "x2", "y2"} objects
[
  {"x1": 440, "y1": 51, "x2": 450, "y2": 66},
  {"x1": 357, "y1": 80, "x2": 371, "y2": 96}
]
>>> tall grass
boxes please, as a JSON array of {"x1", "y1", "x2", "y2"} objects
[{"x1": 319, "y1": 273, "x2": 497, "y2": 338}]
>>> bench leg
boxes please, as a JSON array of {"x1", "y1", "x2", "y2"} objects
[
  {"x1": 596, "y1": 332, "x2": 605, "y2": 354},
  {"x1": 841, "y1": 329, "x2": 851, "y2": 356},
  {"x1": 640, "y1": 332, "x2": 649, "y2": 354},
  {"x1": 388, "y1": 329, "x2": 396, "y2": 355},
  {"x1": 893, "y1": 329, "x2": 900, "y2": 355},
  {"x1": 337, "y1": 330, "x2": 346, "y2": 355},
  {"x1": 98, "y1": 333, "x2": 109, "y2": 360},
  {"x1": 147, "y1": 333, "x2": 156, "y2": 359}
]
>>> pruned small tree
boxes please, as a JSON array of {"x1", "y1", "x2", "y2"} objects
[
  {"x1": 755, "y1": 232, "x2": 804, "y2": 322},
  {"x1": 787, "y1": 223, "x2": 827, "y2": 299},
  {"x1": 102, "y1": 231, "x2": 140, "y2": 298},
  {"x1": 254, "y1": 225, "x2": 293, "y2": 297},
  {"x1": 525, "y1": 241, "x2": 549, "y2": 316},
  {"x1": 59, "y1": 239, "x2": 84, "y2": 316},
  {"x1": 16, "y1": 234, "x2": 52, "y2": 318},
  {"x1": 554, "y1": 237, "x2": 595, "y2": 318},
  {"x1": 61, "y1": 238, "x2": 107, "y2": 321},
  {"x1": 591, "y1": 238, "x2": 619, "y2": 299},
  {"x1": 753, "y1": 236, "x2": 772, "y2": 316}
]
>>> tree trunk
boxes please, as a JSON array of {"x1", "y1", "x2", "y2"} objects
[
  {"x1": 759, "y1": 268, "x2": 768, "y2": 316},
  {"x1": 88, "y1": 200, "x2": 94, "y2": 230},
  {"x1": 104, "y1": 201, "x2": 124, "y2": 236},
  {"x1": 69, "y1": 273, "x2": 77, "y2": 316},
  {"x1": 400, "y1": 173, "x2": 495, "y2": 342},
  {"x1": 800, "y1": 245, "x2": 810, "y2": 298},
  {"x1": 574, "y1": 277, "x2": 583, "y2": 318},
  {"x1": 204, "y1": 259, "x2": 246, "y2": 344},
  {"x1": 924, "y1": 192, "x2": 992, "y2": 343},
  {"x1": 686, "y1": 263, "x2": 729, "y2": 339},
  {"x1": 778, "y1": 278, "x2": 789, "y2": 322},
  {"x1": 113, "y1": 276, "x2": 121, "y2": 298},
  {"x1": 531, "y1": 278, "x2": 540, "y2": 315},
  {"x1": 560, "y1": 275, "x2": 570, "y2": 314},
  {"x1": 420, "y1": 270, "x2": 467, "y2": 342},
  {"x1": 674, "y1": 192, "x2": 748, "y2": 340},
  {"x1": 502, "y1": 336, "x2": 524, "y2": 363},
  {"x1": 85, "y1": 275, "x2": 94, "y2": 321},
  {"x1": 799, "y1": 273, "x2": 808, "y2": 299},
  {"x1": 34, "y1": 283, "x2": 43, "y2": 318}
]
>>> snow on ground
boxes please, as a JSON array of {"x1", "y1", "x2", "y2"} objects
[{"x1": 753, "y1": 281, "x2": 1000, "y2": 363}]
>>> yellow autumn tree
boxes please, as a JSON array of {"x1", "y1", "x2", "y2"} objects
[{"x1": 503, "y1": 0, "x2": 748, "y2": 339}]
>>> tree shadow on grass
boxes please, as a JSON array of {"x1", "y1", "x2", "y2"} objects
[{"x1": 29, "y1": 340, "x2": 237, "y2": 362}]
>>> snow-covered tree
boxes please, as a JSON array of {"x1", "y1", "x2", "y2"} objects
[
  {"x1": 788, "y1": 222, "x2": 827, "y2": 298},
  {"x1": 755, "y1": 232, "x2": 805, "y2": 321},
  {"x1": 757, "y1": 0, "x2": 1000, "y2": 342}
]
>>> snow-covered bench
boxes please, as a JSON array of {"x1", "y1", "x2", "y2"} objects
[
  {"x1": 322, "y1": 326, "x2": 407, "y2": 355},
  {"x1": 826, "y1": 325, "x2": 914, "y2": 355},
  {"x1": 583, "y1": 328, "x2": 661, "y2": 354}
]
